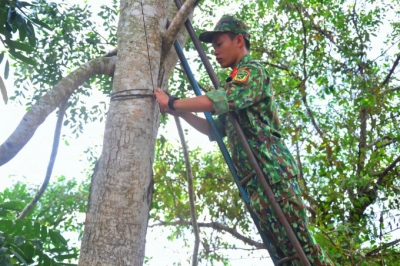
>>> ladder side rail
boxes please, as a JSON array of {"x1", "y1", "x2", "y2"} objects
[{"x1": 173, "y1": 40, "x2": 278, "y2": 264}]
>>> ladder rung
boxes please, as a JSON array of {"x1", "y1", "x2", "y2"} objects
[
  {"x1": 277, "y1": 254, "x2": 298, "y2": 264},
  {"x1": 239, "y1": 171, "x2": 256, "y2": 186}
]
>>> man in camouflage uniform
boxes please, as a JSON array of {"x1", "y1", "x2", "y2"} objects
[{"x1": 154, "y1": 14, "x2": 334, "y2": 266}]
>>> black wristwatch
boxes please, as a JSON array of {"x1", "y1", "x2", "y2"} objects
[{"x1": 168, "y1": 96, "x2": 179, "y2": 111}]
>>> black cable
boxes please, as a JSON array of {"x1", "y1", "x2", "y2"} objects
[
  {"x1": 140, "y1": 0, "x2": 155, "y2": 92},
  {"x1": 110, "y1": 88, "x2": 153, "y2": 101}
]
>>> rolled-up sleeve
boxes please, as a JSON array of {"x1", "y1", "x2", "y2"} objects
[{"x1": 205, "y1": 89, "x2": 229, "y2": 115}]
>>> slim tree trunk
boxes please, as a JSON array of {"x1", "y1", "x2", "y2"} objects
[
  {"x1": 79, "y1": 0, "x2": 169, "y2": 264},
  {"x1": 79, "y1": 0, "x2": 191, "y2": 263}
]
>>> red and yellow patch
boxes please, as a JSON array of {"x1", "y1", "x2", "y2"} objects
[{"x1": 233, "y1": 69, "x2": 250, "y2": 83}]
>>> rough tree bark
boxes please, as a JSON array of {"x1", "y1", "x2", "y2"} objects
[{"x1": 78, "y1": 0, "x2": 193, "y2": 265}]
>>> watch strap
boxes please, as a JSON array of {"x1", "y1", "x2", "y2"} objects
[{"x1": 168, "y1": 96, "x2": 179, "y2": 111}]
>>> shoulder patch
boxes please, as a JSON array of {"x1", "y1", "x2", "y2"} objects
[{"x1": 233, "y1": 69, "x2": 250, "y2": 83}]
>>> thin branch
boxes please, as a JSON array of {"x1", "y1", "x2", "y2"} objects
[
  {"x1": 356, "y1": 104, "x2": 368, "y2": 179},
  {"x1": 380, "y1": 85, "x2": 400, "y2": 95},
  {"x1": 371, "y1": 38, "x2": 400, "y2": 63},
  {"x1": 381, "y1": 54, "x2": 400, "y2": 87},
  {"x1": 366, "y1": 238, "x2": 400, "y2": 256},
  {"x1": 16, "y1": 99, "x2": 68, "y2": 220},
  {"x1": 175, "y1": 117, "x2": 200, "y2": 266},
  {"x1": 351, "y1": 0, "x2": 364, "y2": 52},
  {"x1": 366, "y1": 135, "x2": 395, "y2": 149},
  {"x1": 162, "y1": 0, "x2": 198, "y2": 55},
  {"x1": 0, "y1": 56, "x2": 116, "y2": 166},
  {"x1": 372, "y1": 154, "x2": 400, "y2": 178},
  {"x1": 295, "y1": 4, "x2": 308, "y2": 78},
  {"x1": 299, "y1": 83, "x2": 325, "y2": 140},
  {"x1": 262, "y1": 61, "x2": 290, "y2": 72},
  {"x1": 150, "y1": 220, "x2": 265, "y2": 249},
  {"x1": 319, "y1": 229, "x2": 340, "y2": 250}
]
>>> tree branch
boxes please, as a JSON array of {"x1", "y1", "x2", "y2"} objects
[
  {"x1": 366, "y1": 238, "x2": 400, "y2": 256},
  {"x1": 295, "y1": 4, "x2": 308, "y2": 78},
  {"x1": 380, "y1": 85, "x2": 400, "y2": 95},
  {"x1": 162, "y1": 0, "x2": 198, "y2": 55},
  {"x1": 366, "y1": 135, "x2": 396, "y2": 149},
  {"x1": 299, "y1": 83, "x2": 325, "y2": 140},
  {"x1": 16, "y1": 99, "x2": 68, "y2": 220},
  {"x1": 372, "y1": 154, "x2": 400, "y2": 178},
  {"x1": 263, "y1": 61, "x2": 290, "y2": 72},
  {"x1": 0, "y1": 56, "x2": 116, "y2": 166},
  {"x1": 175, "y1": 117, "x2": 200, "y2": 266},
  {"x1": 150, "y1": 220, "x2": 265, "y2": 249},
  {"x1": 351, "y1": 0, "x2": 365, "y2": 52},
  {"x1": 301, "y1": 7, "x2": 344, "y2": 54},
  {"x1": 381, "y1": 53, "x2": 400, "y2": 87},
  {"x1": 104, "y1": 48, "x2": 118, "y2": 57}
]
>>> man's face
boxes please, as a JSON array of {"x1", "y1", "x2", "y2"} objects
[{"x1": 211, "y1": 33, "x2": 239, "y2": 69}]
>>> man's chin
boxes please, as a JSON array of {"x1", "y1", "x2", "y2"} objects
[{"x1": 219, "y1": 62, "x2": 229, "y2": 68}]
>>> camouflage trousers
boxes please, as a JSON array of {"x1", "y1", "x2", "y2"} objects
[{"x1": 246, "y1": 177, "x2": 334, "y2": 266}]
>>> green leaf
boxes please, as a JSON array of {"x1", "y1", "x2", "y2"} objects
[
  {"x1": 0, "y1": 53, "x2": 4, "y2": 64},
  {"x1": 6, "y1": 40, "x2": 33, "y2": 53},
  {"x1": 30, "y1": 239, "x2": 42, "y2": 250},
  {"x1": 33, "y1": 222, "x2": 40, "y2": 236},
  {"x1": 0, "y1": 247, "x2": 7, "y2": 256},
  {"x1": 19, "y1": 26, "x2": 27, "y2": 42},
  {"x1": 40, "y1": 225, "x2": 47, "y2": 243},
  {"x1": 49, "y1": 230, "x2": 68, "y2": 247},
  {"x1": 0, "y1": 221, "x2": 13, "y2": 232},
  {"x1": 14, "y1": 236, "x2": 25, "y2": 246},
  {"x1": 24, "y1": 21, "x2": 36, "y2": 47},
  {"x1": 9, "y1": 51, "x2": 36, "y2": 65},
  {"x1": 54, "y1": 253, "x2": 78, "y2": 260},
  {"x1": 4, "y1": 60, "x2": 9, "y2": 79},
  {"x1": 9, "y1": 250, "x2": 28, "y2": 265},
  {"x1": 0, "y1": 201, "x2": 24, "y2": 211},
  {"x1": 30, "y1": 18, "x2": 52, "y2": 31},
  {"x1": 19, "y1": 1, "x2": 34, "y2": 8},
  {"x1": 0, "y1": 76, "x2": 7, "y2": 104}
]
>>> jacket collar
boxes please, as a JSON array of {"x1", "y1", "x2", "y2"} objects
[{"x1": 236, "y1": 54, "x2": 252, "y2": 69}]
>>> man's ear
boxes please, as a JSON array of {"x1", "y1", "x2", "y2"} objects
[{"x1": 236, "y1": 34, "x2": 245, "y2": 48}]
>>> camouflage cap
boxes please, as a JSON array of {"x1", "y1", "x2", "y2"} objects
[{"x1": 199, "y1": 14, "x2": 250, "y2": 43}]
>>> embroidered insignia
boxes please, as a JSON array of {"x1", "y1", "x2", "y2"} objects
[{"x1": 233, "y1": 69, "x2": 250, "y2": 83}]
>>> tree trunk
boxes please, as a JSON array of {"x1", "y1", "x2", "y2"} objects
[{"x1": 78, "y1": 0, "x2": 186, "y2": 264}]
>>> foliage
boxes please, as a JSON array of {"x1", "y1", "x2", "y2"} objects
[
  {"x1": 0, "y1": 177, "x2": 89, "y2": 265},
  {"x1": 0, "y1": 0, "x2": 52, "y2": 66},
  {"x1": 0, "y1": 0, "x2": 53, "y2": 104},
  {"x1": 9, "y1": 0, "x2": 118, "y2": 136}
]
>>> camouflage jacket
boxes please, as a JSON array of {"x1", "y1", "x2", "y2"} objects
[{"x1": 205, "y1": 54, "x2": 299, "y2": 185}]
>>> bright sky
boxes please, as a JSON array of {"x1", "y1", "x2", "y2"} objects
[{"x1": 0, "y1": 0, "x2": 274, "y2": 265}]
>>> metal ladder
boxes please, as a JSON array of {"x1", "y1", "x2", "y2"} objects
[{"x1": 171, "y1": 2, "x2": 311, "y2": 265}]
